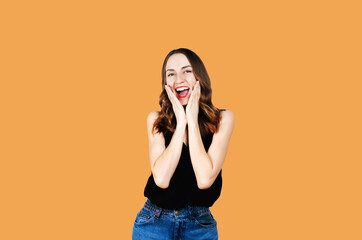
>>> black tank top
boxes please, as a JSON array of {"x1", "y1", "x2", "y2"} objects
[{"x1": 144, "y1": 127, "x2": 222, "y2": 210}]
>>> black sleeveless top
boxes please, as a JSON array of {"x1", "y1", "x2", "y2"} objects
[{"x1": 144, "y1": 126, "x2": 223, "y2": 210}]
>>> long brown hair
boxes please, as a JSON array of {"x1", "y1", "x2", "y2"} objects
[{"x1": 152, "y1": 48, "x2": 222, "y2": 138}]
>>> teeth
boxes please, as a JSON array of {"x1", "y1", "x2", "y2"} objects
[{"x1": 176, "y1": 87, "x2": 189, "y2": 92}]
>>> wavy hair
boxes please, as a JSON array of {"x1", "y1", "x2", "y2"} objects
[{"x1": 152, "y1": 48, "x2": 222, "y2": 138}]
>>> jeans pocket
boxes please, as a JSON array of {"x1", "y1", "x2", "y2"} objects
[
  {"x1": 194, "y1": 211, "x2": 217, "y2": 228},
  {"x1": 134, "y1": 208, "x2": 156, "y2": 226}
]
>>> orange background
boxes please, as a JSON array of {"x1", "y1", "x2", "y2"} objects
[{"x1": 1, "y1": 0, "x2": 361, "y2": 239}]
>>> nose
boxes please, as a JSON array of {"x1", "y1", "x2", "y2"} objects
[{"x1": 175, "y1": 72, "x2": 186, "y2": 84}]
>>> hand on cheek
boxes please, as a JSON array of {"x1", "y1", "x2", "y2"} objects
[
  {"x1": 186, "y1": 81, "x2": 200, "y2": 126},
  {"x1": 165, "y1": 85, "x2": 187, "y2": 126}
]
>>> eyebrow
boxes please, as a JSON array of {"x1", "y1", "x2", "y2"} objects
[{"x1": 166, "y1": 65, "x2": 192, "y2": 72}]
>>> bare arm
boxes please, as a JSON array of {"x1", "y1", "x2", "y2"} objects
[
  {"x1": 147, "y1": 111, "x2": 186, "y2": 189},
  {"x1": 188, "y1": 109, "x2": 235, "y2": 189}
]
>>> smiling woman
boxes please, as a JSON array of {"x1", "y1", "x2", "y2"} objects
[
  {"x1": 132, "y1": 48, "x2": 235, "y2": 240},
  {"x1": 165, "y1": 56, "x2": 194, "y2": 103}
]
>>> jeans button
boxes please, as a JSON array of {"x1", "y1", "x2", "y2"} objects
[{"x1": 175, "y1": 210, "x2": 180, "y2": 215}]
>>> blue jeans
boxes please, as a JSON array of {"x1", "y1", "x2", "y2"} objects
[{"x1": 132, "y1": 199, "x2": 218, "y2": 240}]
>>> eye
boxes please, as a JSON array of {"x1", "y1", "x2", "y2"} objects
[
  {"x1": 185, "y1": 70, "x2": 192, "y2": 73},
  {"x1": 167, "y1": 73, "x2": 175, "y2": 77}
]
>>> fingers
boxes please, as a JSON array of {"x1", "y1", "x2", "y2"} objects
[
  {"x1": 197, "y1": 81, "x2": 201, "y2": 96},
  {"x1": 186, "y1": 81, "x2": 200, "y2": 111},
  {"x1": 195, "y1": 81, "x2": 200, "y2": 100},
  {"x1": 190, "y1": 81, "x2": 200, "y2": 104},
  {"x1": 165, "y1": 85, "x2": 187, "y2": 124},
  {"x1": 165, "y1": 85, "x2": 183, "y2": 110},
  {"x1": 188, "y1": 86, "x2": 194, "y2": 105},
  {"x1": 165, "y1": 85, "x2": 178, "y2": 105},
  {"x1": 185, "y1": 82, "x2": 200, "y2": 125}
]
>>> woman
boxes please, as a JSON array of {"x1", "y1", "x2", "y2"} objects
[{"x1": 132, "y1": 48, "x2": 235, "y2": 240}]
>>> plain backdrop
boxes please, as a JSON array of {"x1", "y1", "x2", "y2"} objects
[{"x1": 1, "y1": 0, "x2": 361, "y2": 239}]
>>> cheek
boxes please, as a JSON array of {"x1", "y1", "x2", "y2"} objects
[
  {"x1": 190, "y1": 82, "x2": 197, "y2": 90},
  {"x1": 187, "y1": 77, "x2": 197, "y2": 87},
  {"x1": 166, "y1": 79, "x2": 174, "y2": 86}
]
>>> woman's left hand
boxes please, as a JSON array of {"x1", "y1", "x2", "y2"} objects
[{"x1": 186, "y1": 81, "x2": 201, "y2": 126}]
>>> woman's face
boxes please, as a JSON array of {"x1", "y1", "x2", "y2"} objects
[{"x1": 165, "y1": 53, "x2": 197, "y2": 106}]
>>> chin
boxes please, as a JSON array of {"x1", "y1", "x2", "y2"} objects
[{"x1": 179, "y1": 98, "x2": 189, "y2": 106}]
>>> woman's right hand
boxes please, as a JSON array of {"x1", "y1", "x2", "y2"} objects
[{"x1": 165, "y1": 85, "x2": 187, "y2": 126}]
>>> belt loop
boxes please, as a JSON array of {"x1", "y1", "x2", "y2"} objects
[
  {"x1": 187, "y1": 206, "x2": 194, "y2": 220},
  {"x1": 155, "y1": 206, "x2": 162, "y2": 218}
]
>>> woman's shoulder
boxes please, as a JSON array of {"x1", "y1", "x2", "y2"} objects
[
  {"x1": 219, "y1": 108, "x2": 234, "y2": 116},
  {"x1": 219, "y1": 109, "x2": 235, "y2": 126},
  {"x1": 146, "y1": 111, "x2": 161, "y2": 131},
  {"x1": 147, "y1": 111, "x2": 160, "y2": 120}
]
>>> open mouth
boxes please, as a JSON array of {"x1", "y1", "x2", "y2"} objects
[{"x1": 175, "y1": 87, "x2": 190, "y2": 98}]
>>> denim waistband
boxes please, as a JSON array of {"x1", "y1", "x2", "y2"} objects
[{"x1": 144, "y1": 199, "x2": 210, "y2": 218}]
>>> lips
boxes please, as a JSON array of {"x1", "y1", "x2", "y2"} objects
[{"x1": 175, "y1": 86, "x2": 190, "y2": 98}]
